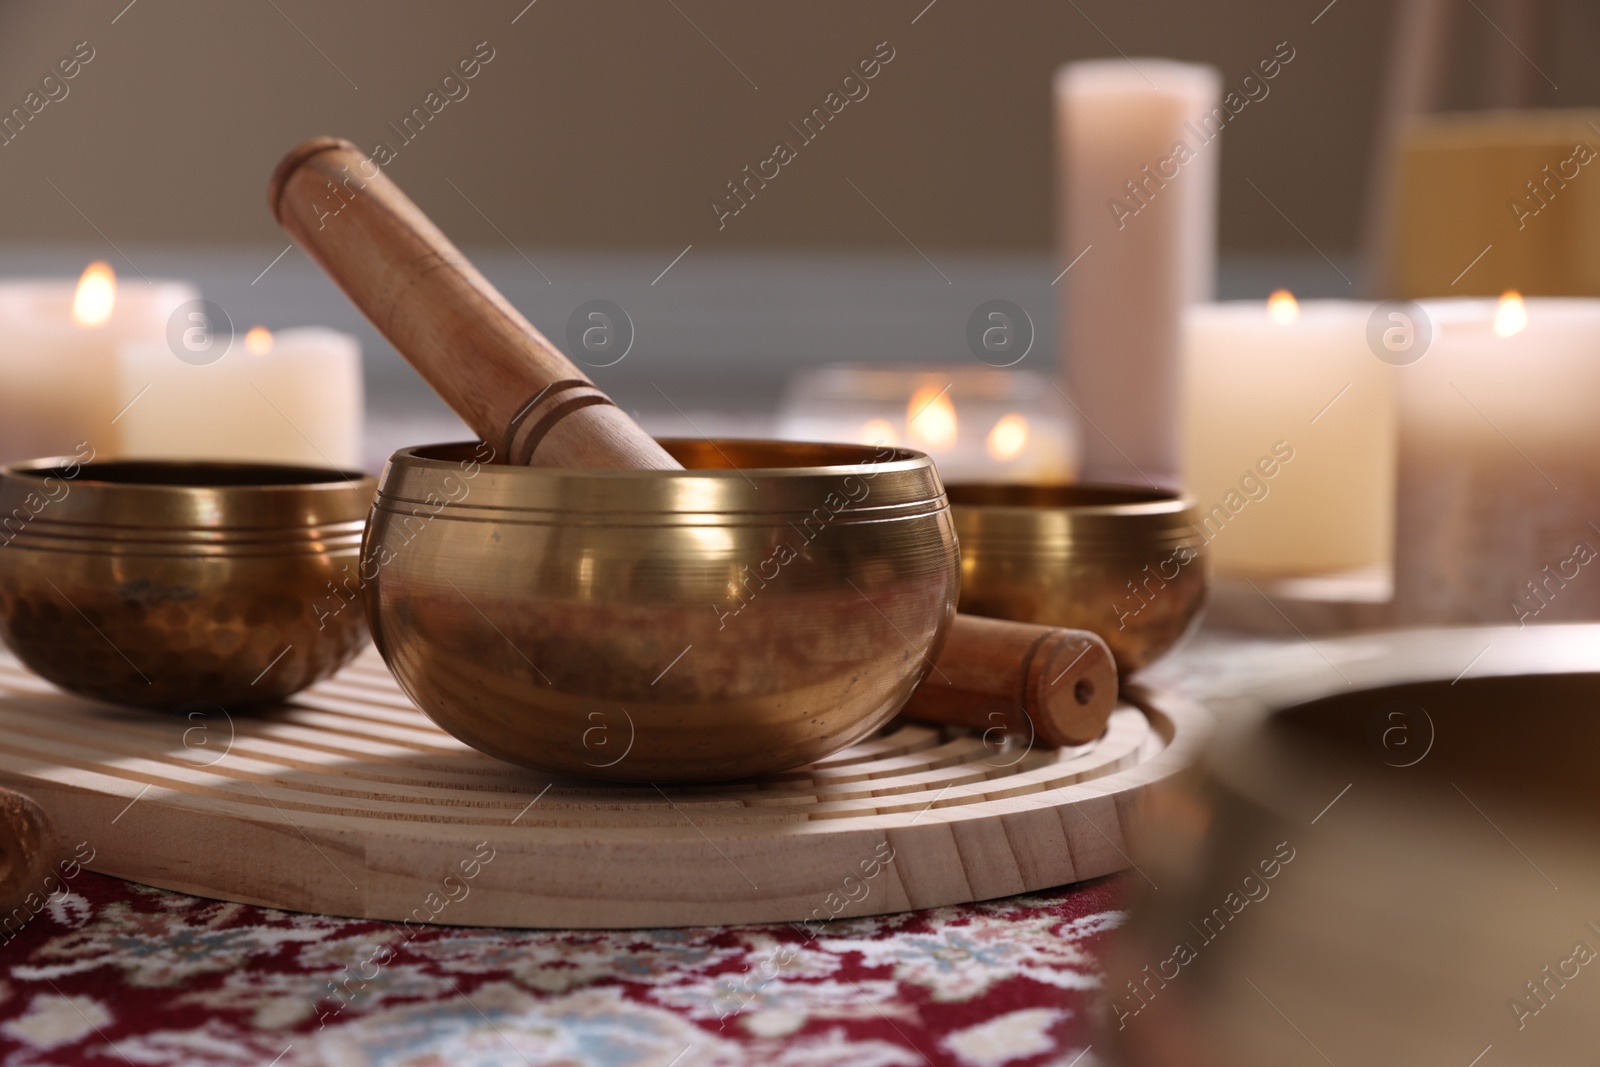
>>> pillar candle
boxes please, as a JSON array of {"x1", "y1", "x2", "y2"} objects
[
  {"x1": 1395, "y1": 295, "x2": 1600, "y2": 624},
  {"x1": 1056, "y1": 59, "x2": 1221, "y2": 485},
  {"x1": 0, "y1": 264, "x2": 198, "y2": 463},
  {"x1": 1182, "y1": 296, "x2": 1395, "y2": 576},
  {"x1": 117, "y1": 327, "x2": 364, "y2": 470}
]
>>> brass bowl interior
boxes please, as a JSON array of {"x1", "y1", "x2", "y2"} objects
[
  {"x1": 11, "y1": 459, "x2": 363, "y2": 486},
  {"x1": 663, "y1": 438, "x2": 924, "y2": 470},
  {"x1": 1268, "y1": 673, "x2": 1600, "y2": 810},
  {"x1": 945, "y1": 482, "x2": 1186, "y2": 511}
]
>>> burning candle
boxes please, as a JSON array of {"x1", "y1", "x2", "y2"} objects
[
  {"x1": 777, "y1": 366, "x2": 1077, "y2": 483},
  {"x1": 986, "y1": 414, "x2": 1031, "y2": 462},
  {"x1": 116, "y1": 326, "x2": 364, "y2": 469},
  {"x1": 0, "y1": 263, "x2": 198, "y2": 463},
  {"x1": 1056, "y1": 59, "x2": 1221, "y2": 485},
  {"x1": 1181, "y1": 293, "x2": 1395, "y2": 576},
  {"x1": 1394, "y1": 293, "x2": 1600, "y2": 624},
  {"x1": 907, "y1": 384, "x2": 958, "y2": 452}
]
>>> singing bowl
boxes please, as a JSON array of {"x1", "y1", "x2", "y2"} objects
[
  {"x1": 1105, "y1": 624, "x2": 1600, "y2": 1066},
  {"x1": 363, "y1": 439, "x2": 960, "y2": 782},
  {"x1": 0, "y1": 458, "x2": 374, "y2": 708},
  {"x1": 947, "y1": 484, "x2": 1206, "y2": 674}
]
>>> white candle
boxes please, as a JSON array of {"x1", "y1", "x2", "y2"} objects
[
  {"x1": 0, "y1": 264, "x2": 198, "y2": 463},
  {"x1": 117, "y1": 327, "x2": 364, "y2": 470},
  {"x1": 1395, "y1": 294, "x2": 1600, "y2": 624},
  {"x1": 1181, "y1": 296, "x2": 1395, "y2": 576},
  {"x1": 1056, "y1": 59, "x2": 1221, "y2": 485}
]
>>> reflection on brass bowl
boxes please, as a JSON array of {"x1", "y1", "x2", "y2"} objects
[
  {"x1": 0, "y1": 458, "x2": 374, "y2": 709},
  {"x1": 947, "y1": 484, "x2": 1206, "y2": 674},
  {"x1": 363, "y1": 439, "x2": 960, "y2": 783},
  {"x1": 1106, "y1": 624, "x2": 1600, "y2": 1066}
]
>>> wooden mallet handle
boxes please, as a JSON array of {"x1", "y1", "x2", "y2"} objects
[
  {"x1": 900, "y1": 614, "x2": 1119, "y2": 747},
  {"x1": 269, "y1": 136, "x2": 681, "y2": 471}
]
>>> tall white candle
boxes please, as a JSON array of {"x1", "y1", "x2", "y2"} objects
[
  {"x1": 117, "y1": 327, "x2": 364, "y2": 470},
  {"x1": 1395, "y1": 295, "x2": 1600, "y2": 624},
  {"x1": 1182, "y1": 296, "x2": 1395, "y2": 576},
  {"x1": 0, "y1": 264, "x2": 198, "y2": 463},
  {"x1": 1056, "y1": 59, "x2": 1221, "y2": 485}
]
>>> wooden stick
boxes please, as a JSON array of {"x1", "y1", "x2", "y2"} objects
[
  {"x1": 268, "y1": 136, "x2": 681, "y2": 471},
  {"x1": 0, "y1": 786, "x2": 59, "y2": 929},
  {"x1": 900, "y1": 614, "x2": 1119, "y2": 747}
]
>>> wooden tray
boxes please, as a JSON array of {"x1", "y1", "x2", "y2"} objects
[{"x1": 0, "y1": 649, "x2": 1208, "y2": 929}]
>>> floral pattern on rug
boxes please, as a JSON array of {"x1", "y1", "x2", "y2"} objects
[{"x1": 0, "y1": 872, "x2": 1125, "y2": 1067}]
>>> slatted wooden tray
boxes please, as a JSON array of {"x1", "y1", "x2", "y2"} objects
[{"x1": 0, "y1": 648, "x2": 1208, "y2": 928}]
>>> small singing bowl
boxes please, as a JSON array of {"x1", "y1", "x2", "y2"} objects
[
  {"x1": 363, "y1": 439, "x2": 959, "y2": 782},
  {"x1": 0, "y1": 458, "x2": 374, "y2": 708},
  {"x1": 947, "y1": 484, "x2": 1206, "y2": 674}
]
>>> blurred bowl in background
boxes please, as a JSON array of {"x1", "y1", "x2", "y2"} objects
[
  {"x1": 1106, "y1": 624, "x2": 1600, "y2": 1066},
  {"x1": 0, "y1": 459, "x2": 374, "y2": 708},
  {"x1": 948, "y1": 483, "x2": 1206, "y2": 674}
]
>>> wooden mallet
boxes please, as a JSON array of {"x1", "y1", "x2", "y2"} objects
[
  {"x1": 270, "y1": 136, "x2": 680, "y2": 471},
  {"x1": 904, "y1": 614, "x2": 1117, "y2": 748}
]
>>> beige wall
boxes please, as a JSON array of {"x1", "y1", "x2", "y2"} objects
[{"x1": 0, "y1": 0, "x2": 1594, "y2": 253}]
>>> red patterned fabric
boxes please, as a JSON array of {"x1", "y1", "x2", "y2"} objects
[{"x1": 0, "y1": 871, "x2": 1125, "y2": 1066}]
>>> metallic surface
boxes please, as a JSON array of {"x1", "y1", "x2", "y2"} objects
[
  {"x1": 947, "y1": 484, "x2": 1207, "y2": 674},
  {"x1": 363, "y1": 439, "x2": 960, "y2": 782},
  {"x1": 0, "y1": 459, "x2": 374, "y2": 709},
  {"x1": 1107, "y1": 624, "x2": 1600, "y2": 1065}
]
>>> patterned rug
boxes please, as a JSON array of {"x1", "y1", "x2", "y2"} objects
[{"x1": 0, "y1": 871, "x2": 1125, "y2": 1067}]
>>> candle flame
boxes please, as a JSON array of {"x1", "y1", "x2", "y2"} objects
[
  {"x1": 1267, "y1": 289, "x2": 1299, "y2": 325},
  {"x1": 986, "y1": 414, "x2": 1030, "y2": 461},
  {"x1": 906, "y1": 386, "x2": 957, "y2": 451},
  {"x1": 1493, "y1": 290, "x2": 1527, "y2": 338},
  {"x1": 245, "y1": 326, "x2": 274, "y2": 355},
  {"x1": 858, "y1": 419, "x2": 898, "y2": 447},
  {"x1": 71, "y1": 261, "x2": 116, "y2": 328}
]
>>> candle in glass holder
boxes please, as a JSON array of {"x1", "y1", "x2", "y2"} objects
[
  {"x1": 776, "y1": 365, "x2": 1077, "y2": 483},
  {"x1": 0, "y1": 263, "x2": 198, "y2": 462},
  {"x1": 1395, "y1": 294, "x2": 1600, "y2": 624},
  {"x1": 117, "y1": 326, "x2": 364, "y2": 469},
  {"x1": 1181, "y1": 294, "x2": 1395, "y2": 577}
]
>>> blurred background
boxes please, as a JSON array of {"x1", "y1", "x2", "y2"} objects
[
  {"x1": 2, "y1": 0, "x2": 1598, "y2": 460},
  {"x1": 6, "y1": 0, "x2": 1598, "y2": 249}
]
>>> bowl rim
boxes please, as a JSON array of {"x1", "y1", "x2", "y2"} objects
[
  {"x1": 389, "y1": 439, "x2": 940, "y2": 480},
  {"x1": 945, "y1": 481, "x2": 1195, "y2": 517},
  {"x1": 0, "y1": 458, "x2": 375, "y2": 536}
]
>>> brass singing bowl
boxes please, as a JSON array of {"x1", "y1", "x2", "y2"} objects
[
  {"x1": 363, "y1": 439, "x2": 960, "y2": 782},
  {"x1": 0, "y1": 459, "x2": 374, "y2": 708},
  {"x1": 947, "y1": 484, "x2": 1206, "y2": 674},
  {"x1": 1106, "y1": 624, "x2": 1600, "y2": 1066}
]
